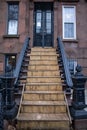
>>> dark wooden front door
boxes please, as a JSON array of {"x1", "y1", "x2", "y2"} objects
[{"x1": 34, "y1": 3, "x2": 53, "y2": 47}]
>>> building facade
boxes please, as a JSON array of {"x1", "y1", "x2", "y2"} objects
[{"x1": 0, "y1": 0, "x2": 87, "y2": 75}]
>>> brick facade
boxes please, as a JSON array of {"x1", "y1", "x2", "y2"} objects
[{"x1": 0, "y1": 0, "x2": 87, "y2": 75}]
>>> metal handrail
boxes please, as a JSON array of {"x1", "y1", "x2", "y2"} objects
[
  {"x1": 14, "y1": 37, "x2": 30, "y2": 86},
  {"x1": 57, "y1": 37, "x2": 73, "y2": 88}
]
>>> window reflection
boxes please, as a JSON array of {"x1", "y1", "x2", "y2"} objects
[
  {"x1": 8, "y1": 3, "x2": 19, "y2": 35},
  {"x1": 36, "y1": 11, "x2": 41, "y2": 33},
  {"x1": 46, "y1": 12, "x2": 51, "y2": 34}
]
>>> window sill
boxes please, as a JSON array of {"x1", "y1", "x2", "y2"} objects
[
  {"x1": 3, "y1": 35, "x2": 20, "y2": 38},
  {"x1": 62, "y1": 39, "x2": 78, "y2": 43}
]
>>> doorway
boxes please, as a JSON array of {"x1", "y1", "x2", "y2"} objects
[{"x1": 33, "y1": 2, "x2": 53, "y2": 47}]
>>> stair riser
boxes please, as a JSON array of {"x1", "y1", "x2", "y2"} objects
[
  {"x1": 28, "y1": 71, "x2": 60, "y2": 76},
  {"x1": 25, "y1": 85, "x2": 62, "y2": 91},
  {"x1": 31, "y1": 52, "x2": 56, "y2": 55},
  {"x1": 23, "y1": 93, "x2": 64, "y2": 101},
  {"x1": 17, "y1": 121, "x2": 69, "y2": 130},
  {"x1": 21, "y1": 105, "x2": 66, "y2": 113},
  {"x1": 27, "y1": 78, "x2": 61, "y2": 83},
  {"x1": 31, "y1": 48, "x2": 56, "y2": 51},
  {"x1": 30, "y1": 56, "x2": 57, "y2": 60},
  {"x1": 28, "y1": 65, "x2": 59, "y2": 71}
]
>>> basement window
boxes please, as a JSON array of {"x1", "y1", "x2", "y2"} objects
[
  {"x1": 5, "y1": 54, "x2": 16, "y2": 74},
  {"x1": 7, "y1": 2, "x2": 19, "y2": 35}
]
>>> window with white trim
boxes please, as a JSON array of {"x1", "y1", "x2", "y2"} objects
[
  {"x1": 63, "y1": 6, "x2": 76, "y2": 39},
  {"x1": 7, "y1": 2, "x2": 19, "y2": 35}
]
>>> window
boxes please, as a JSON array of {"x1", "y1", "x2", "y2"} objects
[
  {"x1": 5, "y1": 54, "x2": 16, "y2": 74},
  {"x1": 68, "y1": 59, "x2": 77, "y2": 75},
  {"x1": 63, "y1": 6, "x2": 76, "y2": 39},
  {"x1": 7, "y1": 2, "x2": 19, "y2": 35}
]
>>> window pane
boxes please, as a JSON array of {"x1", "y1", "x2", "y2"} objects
[
  {"x1": 64, "y1": 7, "x2": 75, "y2": 22},
  {"x1": 5, "y1": 55, "x2": 16, "y2": 74},
  {"x1": 64, "y1": 23, "x2": 74, "y2": 38},
  {"x1": 8, "y1": 4, "x2": 19, "y2": 20},
  {"x1": 46, "y1": 12, "x2": 51, "y2": 34},
  {"x1": 8, "y1": 3, "x2": 19, "y2": 35},
  {"x1": 8, "y1": 20, "x2": 18, "y2": 34},
  {"x1": 36, "y1": 12, "x2": 41, "y2": 33}
]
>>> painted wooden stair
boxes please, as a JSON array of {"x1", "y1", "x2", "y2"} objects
[{"x1": 16, "y1": 47, "x2": 71, "y2": 130}]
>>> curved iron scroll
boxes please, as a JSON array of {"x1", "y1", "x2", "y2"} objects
[
  {"x1": 14, "y1": 37, "x2": 30, "y2": 86},
  {"x1": 57, "y1": 37, "x2": 73, "y2": 88}
]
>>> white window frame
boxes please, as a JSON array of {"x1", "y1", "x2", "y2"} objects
[{"x1": 62, "y1": 6, "x2": 76, "y2": 40}]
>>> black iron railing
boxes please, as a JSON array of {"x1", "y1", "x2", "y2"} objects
[
  {"x1": 57, "y1": 37, "x2": 73, "y2": 88},
  {"x1": 14, "y1": 37, "x2": 30, "y2": 86},
  {"x1": 0, "y1": 91, "x2": 3, "y2": 130}
]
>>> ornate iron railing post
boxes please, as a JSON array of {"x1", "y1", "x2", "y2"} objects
[{"x1": 71, "y1": 65, "x2": 87, "y2": 119}]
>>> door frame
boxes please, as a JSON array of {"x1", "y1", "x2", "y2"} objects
[{"x1": 33, "y1": 2, "x2": 54, "y2": 47}]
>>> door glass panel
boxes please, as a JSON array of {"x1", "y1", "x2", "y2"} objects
[
  {"x1": 46, "y1": 12, "x2": 51, "y2": 34},
  {"x1": 36, "y1": 11, "x2": 42, "y2": 33}
]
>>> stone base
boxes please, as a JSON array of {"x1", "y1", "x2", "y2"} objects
[
  {"x1": 73, "y1": 119, "x2": 87, "y2": 130},
  {"x1": 70, "y1": 107, "x2": 87, "y2": 119},
  {"x1": 4, "y1": 104, "x2": 18, "y2": 120}
]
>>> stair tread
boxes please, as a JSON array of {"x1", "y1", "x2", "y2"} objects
[
  {"x1": 24, "y1": 91, "x2": 64, "y2": 94},
  {"x1": 21, "y1": 101, "x2": 66, "y2": 106},
  {"x1": 29, "y1": 59, "x2": 57, "y2": 61},
  {"x1": 26, "y1": 76, "x2": 61, "y2": 78},
  {"x1": 27, "y1": 70, "x2": 60, "y2": 72},
  {"x1": 26, "y1": 82, "x2": 63, "y2": 85},
  {"x1": 29, "y1": 64, "x2": 58, "y2": 66},
  {"x1": 30, "y1": 53, "x2": 58, "y2": 55},
  {"x1": 17, "y1": 113, "x2": 69, "y2": 121},
  {"x1": 31, "y1": 48, "x2": 56, "y2": 51}
]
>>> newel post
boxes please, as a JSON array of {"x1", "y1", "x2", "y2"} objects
[
  {"x1": 71, "y1": 65, "x2": 87, "y2": 119},
  {"x1": 72, "y1": 65, "x2": 86, "y2": 110}
]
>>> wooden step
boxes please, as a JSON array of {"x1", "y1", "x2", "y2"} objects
[
  {"x1": 29, "y1": 60, "x2": 58, "y2": 65},
  {"x1": 27, "y1": 70, "x2": 60, "y2": 76},
  {"x1": 28, "y1": 65, "x2": 59, "y2": 71},
  {"x1": 17, "y1": 113, "x2": 70, "y2": 130},
  {"x1": 25, "y1": 83, "x2": 62, "y2": 91},
  {"x1": 31, "y1": 47, "x2": 56, "y2": 52},
  {"x1": 26, "y1": 76, "x2": 62, "y2": 83},
  {"x1": 20, "y1": 101, "x2": 66, "y2": 113},
  {"x1": 30, "y1": 55, "x2": 57, "y2": 60},
  {"x1": 23, "y1": 91, "x2": 64, "y2": 101},
  {"x1": 31, "y1": 51, "x2": 58, "y2": 55},
  {"x1": 25, "y1": 83, "x2": 63, "y2": 91}
]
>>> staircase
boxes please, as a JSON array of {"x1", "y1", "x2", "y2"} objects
[{"x1": 16, "y1": 47, "x2": 71, "y2": 130}]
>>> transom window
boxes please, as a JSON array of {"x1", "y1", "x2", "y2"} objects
[
  {"x1": 63, "y1": 6, "x2": 76, "y2": 39},
  {"x1": 7, "y1": 2, "x2": 19, "y2": 35}
]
